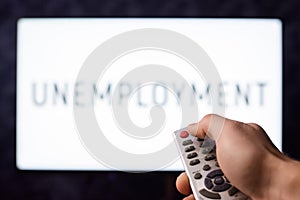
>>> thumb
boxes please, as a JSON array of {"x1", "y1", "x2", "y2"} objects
[{"x1": 187, "y1": 114, "x2": 226, "y2": 141}]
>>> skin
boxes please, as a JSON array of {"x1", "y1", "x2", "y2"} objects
[{"x1": 176, "y1": 114, "x2": 300, "y2": 200}]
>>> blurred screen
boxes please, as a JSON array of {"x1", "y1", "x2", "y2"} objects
[{"x1": 16, "y1": 18, "x2": 282, "y2": 171}]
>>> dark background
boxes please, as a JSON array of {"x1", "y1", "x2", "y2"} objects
[{"x1": 1, "y1": 0, "x2": 300, "y2": 199}]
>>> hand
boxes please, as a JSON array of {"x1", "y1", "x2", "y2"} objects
[{"x1": 176, "y1": 114, "x2": 300, "y2": 200}]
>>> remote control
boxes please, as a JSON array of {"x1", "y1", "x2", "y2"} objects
[{"x1": 174, "y1": 128, "x2": 250, "y2": 200}]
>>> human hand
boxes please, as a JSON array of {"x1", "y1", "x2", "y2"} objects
[{"x1": 176, "y1": 114, "x2": 300, "y2": 200}]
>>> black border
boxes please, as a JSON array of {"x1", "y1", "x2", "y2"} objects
[{"x1": 14, "y1": 17, "x2": 285, "y2": 174}]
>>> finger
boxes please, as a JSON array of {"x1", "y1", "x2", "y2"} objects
[
  {"x1": 183, "y1": 194, "x2": 196, "y2": 200},
  {"x1": 247, "y1": 123, "x2": 264, "y2": 131},
  {"x1": 188, "y1": 114, "x2": 227, "y2": 140},
  {"x1": 247, "y1": 123, "x2": 283, "y2": 155},
  {"x1": 176, "y1": 172, "x2": 191, "y2": 195}
]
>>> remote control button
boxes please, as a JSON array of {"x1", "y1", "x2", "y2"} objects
[
  {"x1": 228, "y1": 187, "x2": 239, "y2": 196},
  {"x1": 182, "y1": 139, "x2": 193, "y2": 146},
  {"x1": 203, "y1": 164, "x2": 211, "y2": 171},
  {"x1": 214, "y1": 176, "x2": 224, "y2": 185},
  {"x1": 215, "y1": 161, "x2": 219, "y2": 167},
  {"x1": 197, "y1": 138, "x2": 204, "y2": 141},
  {"x1": 180, "y1": 131, "x2": 189, "y2": 138},
  {"x1": 199, "y1": 189, "x2": 221, "y2": 199},
  {"x1": 194, "y1": 173, "x2": 202, "y2": 179},
  {"x1": 207, "y1": 169, "x2": 224, "y2": 179},
  {"x1": 185, "y1": 146, "x2": 195, "y2": 152},
  {"x1": 189, "y1": 159, "x2": 200, "y2": 166},
  {"x1": 212, "y1": 183, "x2": 231, "y2": 192},
  {"x1": 204, "y1": 178, "x2": 213, "y2": 189},
  {"x1": 201, "y1": 143, "x2": 209, "y2": 148},
  {"x1": 201, "y1": 139, "x2": 215, "y2": 147},
  {"x1": 201, "y1": 147, "x2": 213, "y2": 154},
  {"x1": 205, "y1": 154, "x2": 216, "y2": 161},
  {"x1": 187, "y1": 152, "x2": 198, "y2": 159}
]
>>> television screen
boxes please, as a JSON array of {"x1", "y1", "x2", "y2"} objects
[{"x1": 16, "y1": 18, "x2": 282, "y2": 171}]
